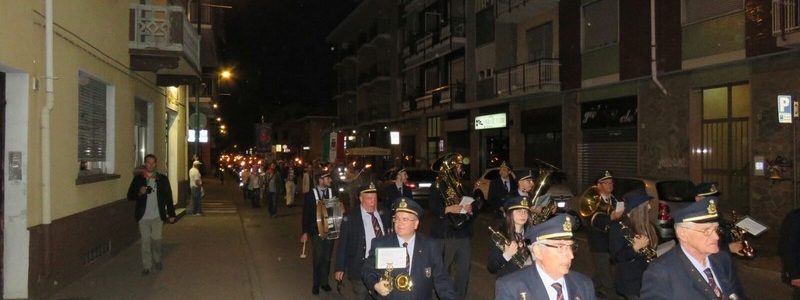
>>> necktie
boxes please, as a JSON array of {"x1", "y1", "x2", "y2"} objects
[
  {"x1": 703, "y1": 268, "x2": 724, "y2": 300},
  {"x1": 323, "y1": 189, "x2": 328, "y2": 199},
  {"x1": 551, "y1": 282, "x2": 564, "y2": 300},
  {"x1": 504, "y1": 180, "x2": 509, "y2": 192},
  {"x1": 368, "y1": 212, "x2": 383, "y2": 237},
  {"x1": 403, "y1": 242, "x2": 410, "y2": 272},
  {"x1": 398, "y1": 186, "x2": 402, "y2": 194}
]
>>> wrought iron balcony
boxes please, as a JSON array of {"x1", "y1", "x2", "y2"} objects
[
  {"x1": 403, "y1": 17, "x2": 466, "y2": 69},
  {"x1": 129, "y1": 4, "x2": 200, "y2": 76},
  {"x1": 495, "y1": 58, "x2": 560, "y2": 97},
  {"x1": 772, "y1": 0, "x2": 800, "y2": 47}
]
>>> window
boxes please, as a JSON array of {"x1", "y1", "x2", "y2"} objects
[
  {"x1": 526, "y1": 22, "x2": 553, "y2": 61},
  {"x1": 78, "y1": 71, "x2": 114, "y2": 175},
  {"x1": 684, "y1": 0, "x2": 742, "y2": 24},
  {"x1": 476, "y1": 7, "x2": 495, "y2": 46},
  {"x1": 134, "y1": 99, "x2": 153, "y2": 167},
  {"x1": 582, "y1": 0, "x2": 618, "y2": 51}
]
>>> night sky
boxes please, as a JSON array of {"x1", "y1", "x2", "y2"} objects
[{"x1": 218, "y1": 0, "x2": 358, "y2": 149}]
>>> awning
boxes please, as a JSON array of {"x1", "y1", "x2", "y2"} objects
[{"x1": 344, "y1": 147, "x2": 391, "y2": 156}]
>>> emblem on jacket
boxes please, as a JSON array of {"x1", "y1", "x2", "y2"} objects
[{"x1": 425, "y1": 267, "x2": 432, "y2": 278}]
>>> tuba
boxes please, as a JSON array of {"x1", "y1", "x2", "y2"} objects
[
  {"x1": 528, "y1": 161, "x2": 560, "y2": 225},
  {"x1": 577, "y1": 185, "x2": 613, "y2": 218},
  {"x1": 729, "y1": 210, "x2": 755, "y2": 258},
  {"x1": 488, "y1": 226, "x2": 530, "y2": 268},
  {"x1": 432, "y1": 153, "x2": 470, "y2": 228},
  {"x1": 380, "y1": 263, "x2": 413, "y2": 293}
]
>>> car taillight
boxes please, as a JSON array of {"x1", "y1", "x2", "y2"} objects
[
  {"x1": 658, "y1": 203, "x2": 672, "y2": 221},
  {"x1": 406, "y1": 182, "x2": 417, "y2": 189}
]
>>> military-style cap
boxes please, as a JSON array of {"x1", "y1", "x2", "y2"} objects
[
  {"x1": 673, "y1": 196, "x2": 719, "y2": 223},
  {"x1": 393, "y1": 197, "x2": 423, "y2": 218},
  {"x1": 390, "y1": 167, "x2": 407, "y2": 179},
  {"x1": 317, "y1": 172, "x2": 331, "y2": 180},
  {"x1": 595, "y1": 170, "x2": 613, "y2": 183},
  {"x1": 499, "y1": 161, "x2": 512, "y2": 170},
  {"x1": 360, "y1": 182, "x2": 378, "y2": 194},
  {"x1": 623, "y1": 189, "x2": 652, "y2": 214},
  {"x1": 693, "y1": 182, "x2": 720, "y2": 197},
  {"x1": 525, "y1": 213, "x2": 575, "y2": 242},
  {"x1": 516, "y1": 169, "x2": 534, "y2": 182},
  {"x1": 504, "y1": 195, "x2": 530, "y2": 211}
]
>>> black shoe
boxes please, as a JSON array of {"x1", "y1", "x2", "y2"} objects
[
  {"x1": 142, "y1": 269, "x2": 150, "y2": 276},
  {"x1": 311, "y1": 287, "x2": 319, "y2": 295},
  {"x1": 320, "y1": 285, "x2": 331, "y2": 292},
  {"x1": 155, "y1": 262, "x2": 163, "y2": 271}
]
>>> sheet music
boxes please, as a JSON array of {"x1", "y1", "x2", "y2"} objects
[
  {"x1": 736, "y1": 216, "x2": 768, "y2": 236},
  {"x1": 375, "y1": 247, "x2": 407, "y2": 269},
  {"x1": 459, "y1": 196, "x2": 475, "y2": 214}
]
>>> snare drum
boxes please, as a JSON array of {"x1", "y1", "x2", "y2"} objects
[{"x1": 316, "y1": 198, "x2": 345, "y2": 240}]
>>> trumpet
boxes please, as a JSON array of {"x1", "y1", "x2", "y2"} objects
[
  {"x1": 729, "y1": 210, "x2": 755, "y2": 258},
  {"x1": 380, "y1": 263, "x2": 413, "y2": 293},
  {"x1": 620, "y1": 223, "x2": 657, "y2": 263},
  {"x1": 488, "y1": 226, "x2": 530, "y2": 268}
]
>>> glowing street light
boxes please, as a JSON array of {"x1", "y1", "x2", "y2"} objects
[
  {"x1": 216, "y1": 117, "x2": 222, "y2": 122},
  {"x1": 220, "y1": 69, "x2": 233, "y2": 80}
]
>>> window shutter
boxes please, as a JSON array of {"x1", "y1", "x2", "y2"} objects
[{"x1": 78, "y1": 73, "x2": 107, "y2": 162}]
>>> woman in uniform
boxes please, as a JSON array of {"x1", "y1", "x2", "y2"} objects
[
  {"x1": 609, "y1": 189, "x2": 658, "y2": 300},
  {"x1": 487, "y1": 195, "x2": 533, "y2": 277}
]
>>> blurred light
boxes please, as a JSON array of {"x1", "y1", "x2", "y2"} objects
[
  {"x1": 352, "y1": 130, "x2": 357, "y2": 134},
  {"x1": 302, "y1": 146, "x2": 310, "y2": 150},
  {"x1": 220, "y1": 69, "x2": 233, "y2": 79},
  {"x1": 220, "y1": 125, "x2": 226, "y2": 129},
  {"x1": 213, "y1": 104, "x2": 218, "y2": 109},
  {"x1": 216, "y1": 117, "x2": 222, "y2": 122}
]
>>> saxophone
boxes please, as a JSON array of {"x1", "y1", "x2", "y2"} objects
[
  {"x1": 620, "y1": 222, "x2": 657, "y2": 263},
  {"x1": 488, "y1": 226, "x2": 530, "y2": 268}
]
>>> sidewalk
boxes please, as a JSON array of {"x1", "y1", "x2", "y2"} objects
[{"x1": 49, "y1": 178, "x2": 259, "y2": 300}]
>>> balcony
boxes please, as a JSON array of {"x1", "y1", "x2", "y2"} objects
[
  {"x1": 358, "y1": 65, "x2": 391, "y2": 87},
  {"x1": 405, "y1": 83, "x2": 465, "y2": 114},
  {"x1": 495, "y1": 0, "x2": 559, "y2": 23},
  {"x1": 494, "y1": 58, "x2": 560, "y2": 97},
  {"x1": 773, "y1": 0, "x2": 800, "y2": 47},
  {"x1": 129, "y1": 4, "x2": 200, "y2": 77},
  {"x1": 403, "y1": 17, "x2": 466, "y2": 69}
]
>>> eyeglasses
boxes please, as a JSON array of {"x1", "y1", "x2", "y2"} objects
[
  {"x1": 394, "y1": 217, "x2": 418, "y2": 223},
  {"x1": 538, "y1": 242, "x2": 579, "y2": 253},
  {"x1": 679, "y1": 225, "x2": 721, "y2": 237}
]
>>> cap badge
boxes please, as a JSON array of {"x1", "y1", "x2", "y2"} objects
[
  {"x1": 707, "y1": 199, "x2": 717, "y2": 215},
  {"x1": 604, "y1": 170, "x2": 612, "y2": 178},
  {"x1": 399, "y1": 199, "x2": 408, "y2": 208},
  {"x1": 521, "y1": 197, "x2": 529, "y2": 206},
  {"x1": 369, "y1": 182, "x2": 376, "y2": 189},
  {"x1": 563, "y1": 217, "x2": 573, "y2": 232}
]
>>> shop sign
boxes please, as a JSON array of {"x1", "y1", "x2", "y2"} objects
[
  {"x1": 580, "y1": 96, "x2": 637, "y2": 129},
  {"x1": 474, "y1": 113, "x2": 507, "y2": 130}
]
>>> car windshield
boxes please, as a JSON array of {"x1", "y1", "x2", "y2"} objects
[
  {"x1": 613, "y1": 178, "x2": 646, "y2": 198},
  {"x1": 406, "y1": 170, "x2": 436, "y2": 182},
  {"x1": 656, "y1": 181, "x2": 695, "y2": 202}
]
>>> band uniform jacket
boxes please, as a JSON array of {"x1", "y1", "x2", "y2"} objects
[
  {"x1": 488, "y1": 178, "x2": 518, "y2": 213},
  {"x1": 640, "y1": 244, "x2": 746, "y2": 300},
  {"x1": 302, "y1": 187, "x2": 338, "y2": 236},
  {"x1": 608, "y1": 221, "x2": 649, "y2": 297},
  {"x1": 126, "y1": 172, "x2": 176, "y2": 222},
  {"x1": 382, "y1": 184, "x2": 413, "y2": 211},
  {"x1": 335, "y1": 207, "x2": 392, "y2": 280},
  {"x1": 361, "y1": 233, "x2": 456, "y2": 300},
  {"x1": 494, "y1": 265, "x2": 596, "y2": 300},
  {"x1": 587, "y1": 194, "x2": 618, "y2": 252}
]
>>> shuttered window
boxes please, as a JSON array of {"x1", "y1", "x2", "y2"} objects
[
  {"x1": 684, "y1": 0, "x2": 743, "y2": 24},
  {"x1": 582, "y1": 0, "x2": 618, "y2": 51},
  {"x1": 78, "y1": 72, "x2": 108, "y2": 163}
]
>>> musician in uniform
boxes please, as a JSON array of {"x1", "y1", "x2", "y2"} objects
[
  {"x1": 515, "y1": 170, "x2": 535, "y2": 197},
  {"x1": 488, "y1": 162, "x2": 517, "y2": 218},
  {"x1": 383, "y1": 167, "x2": 413, "y2": 212},
  {"x1": 587, "y1": 170, "x2": 624, "y2": 298},
  {"x1": 693, "y1": 182, "x2": 746, "y2": 257},
  {"x1": 640, "y1": 197, "x2": 746, "y2": 299},
  {"x1": 430, "y1": 153, "x2": 479, "y2": 299},
  {"x1": 301, "y1": 172, "x2": 338, "y2": 295},
  {"x1": 362, "y1": 197, "x2": 456, "y2": 300},
  {"x1": 335, "y1": 182, "x2": 391, "y2": 299},
  {"x1": 495, "y1": 214, "x2": 596, "y2": 300},
  {"x1": 488, "y1": 196, "x2": 533, "y2": 277},
  {"x1": 608, "y1": 189, "x2": 657, "y2": 300}
]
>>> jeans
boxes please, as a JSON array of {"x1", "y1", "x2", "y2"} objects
[
  {"x1": 436, "y1": 237, "x2": 471, "y2": 299},
  {"x1": 138, "y1": 218, "x2": 163, "y2": 270},
  {"x1": 248, "y1": 189, "x2": 261, "y2": 208},
  {"x1": 312, "y1": 235, "x2": 334, "y2": 288},
  {"x1": 266, "y1": 191, "x2": 277, "y2": 215},
  {"x1": 191, "y1": 187, "x2": 203, "y2": 214}
]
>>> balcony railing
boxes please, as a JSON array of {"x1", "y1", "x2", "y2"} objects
[
  {"x1": 773, "y1": 0, "x2": 800, "y2": 35},
  {"x1": 496, "y1": 0, "x2": 529, "y2": 16},
  {"x1": 129, "y1": 4, "x2": 200, "y2": 71},
  {"x1": 405, "y1": 82, "x2": 464, "y2": 113},
  {"x1": 495, "y1": 58, "x2": 560, "y2": 96},
  {"x1": 403, "y1": 17, "x2": 466, "y2": 67}
]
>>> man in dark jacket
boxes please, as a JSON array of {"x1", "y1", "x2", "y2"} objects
[
  {"x1": 488, "y1": 161, "x2": 516, "y2": 218},
  {"x1": 126, "y1": 154, "x2": 176, "y2": 275},
  {"x1": 301, "y1": 172, "x2": 338, "y2": 295},
  {"x1": 780, "y1": 208, "x2": 800, "y2": 299},
  {"x1": 382, "y1": 167, "x2": 413, "y2": 211},
  {"x1": 335, "y1": 183, "x2": 391, "y2": 299}
]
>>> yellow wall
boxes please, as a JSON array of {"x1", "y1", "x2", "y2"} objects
[{"x1": 0, "y1": 0, "x2": 169, "y2": 226}]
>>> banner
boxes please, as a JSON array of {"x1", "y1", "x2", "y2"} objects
[{"x1": 254, "y1": 124, "x2": 272, "y2": 153}]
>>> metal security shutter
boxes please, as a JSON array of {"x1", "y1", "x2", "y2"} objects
[
  {"x1": 578, "y1": 142, "x2": 637, "y2": 189},
  {"x1": 78, "y1": 73, "x2": 107, "y2": 161},
  {"x1": 685, "y1": 0, "x2": 742, "y2": 24}
]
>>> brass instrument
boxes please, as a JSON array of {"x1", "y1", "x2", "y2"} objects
[
  {"x1": 620, "y1": 222, "x2": 657, "y2": 263},
  {"x1": 432, "y1": 153, "x2": 470, "y2": 228},
  {"x1": 488, "y1": 226, "x2": 530, "y2": 268},
  {"x1": 528, "y1": 164, "x2": 558, "y2": 225},
  {"x1": 729, "y1": 210, "x2": 755, "y2": 258},
  {"x1": 380, "y1": 263, "x2": 413, "y2": 293},
  {"x1": 577, "y1": 185, "x2": 613, "y2": 218}
]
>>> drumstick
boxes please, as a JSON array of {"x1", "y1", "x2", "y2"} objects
[{"x1": 300, "y1": 240, "x2": 307, "y2": 258}]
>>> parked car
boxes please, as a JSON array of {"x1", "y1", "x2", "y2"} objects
[
  {"x1": 473, "y1": 168, "x2": 574, "y2": 212},
  {"x1": 612, "y1": 177, "x2": 696, "y2": 242}
]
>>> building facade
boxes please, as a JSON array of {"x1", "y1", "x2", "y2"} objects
[{"x1": 331, "y1": 0, "x2": 800, "y2": 242}]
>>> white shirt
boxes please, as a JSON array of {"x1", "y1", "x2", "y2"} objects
[
  {"x1": 189, "y1": 166, "x2": 202, "y2": 188},
  {"x1": 396, "y1": 234, "x2": 416, "y2": 271},
  {"x1": 535, "y1": 263, "x2": 569, "y2": 300},
  {"x1": 681, "y1": 246, "x2": 725, "y2": 294},
  {"x1": 141, "y1": 177, "x2": 160, "y2": 220},
  {"x1": 360, "y1": 206, "x2": 384, "y2": 258},
  {"x1": 502, "y1": 177, "x2": 510, "y2": 191}
]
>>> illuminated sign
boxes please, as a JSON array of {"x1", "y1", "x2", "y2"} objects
[
  {"x1": 390, "y1": 131, "x2": 400, "y2": 145},
  {"x1": 474, "y1": 113, "x2": 507, "y2": 130}
]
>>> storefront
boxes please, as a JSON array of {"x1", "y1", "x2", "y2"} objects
[
  {"x1": 521, "y1": 106, "x2": 562, "y2": 168},
  {"x1": 578, "y1": 96, "x2": 638, "y2": 188},
  {"x1": 475, "y1": 110, "x2": 510, "y2": 171}
]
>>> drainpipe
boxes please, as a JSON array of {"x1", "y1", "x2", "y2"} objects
[
  {"x1": 651, "y1": 0, "x2": 667, "y2": 95},
  {"x1": 41, "y1": 0, "x2": 55, "y2": 277}
]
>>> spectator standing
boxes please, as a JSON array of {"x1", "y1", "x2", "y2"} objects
[
  {"x1": 300, "y1": 164, "x2": 312, "y2": 204},
  {"x1": 189, "y1": 161, "x2": 204, "y2": 216},
  {"x1": 246, "y1": 166, "x2": 262, "y2": 208},
  {"x1": 265, "y1": 164, "x2": 278, "y2": 217},
  {"x1": 285, "y1": 162, "x2": 297, "y2": 208}
]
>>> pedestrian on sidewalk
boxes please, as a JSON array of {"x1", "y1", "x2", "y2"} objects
[
  {"x1": 247, "y1": 165, "x2": 263, "y2": 208},
  {"x1": 240, "y1": 167, "x2": 251, "y2": 201},
  {"x1": 265, "y1": 163, "x2": 278, "y2": 216},
  {"x1": 126, "y1": 154, "x2": 176, "y2": 276},
  {"x1": 285, "y1": 161, "x2": 297, "y2": 208},
  {"x1": 189, "y1": 160, "x2": 204, "y2": 216},
  {"x1": 781, "y1": 208, "x2": 800, "y2": 299},
  {"x1": 300, "y1": 164, "x2": 311, "y2": 205}
]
